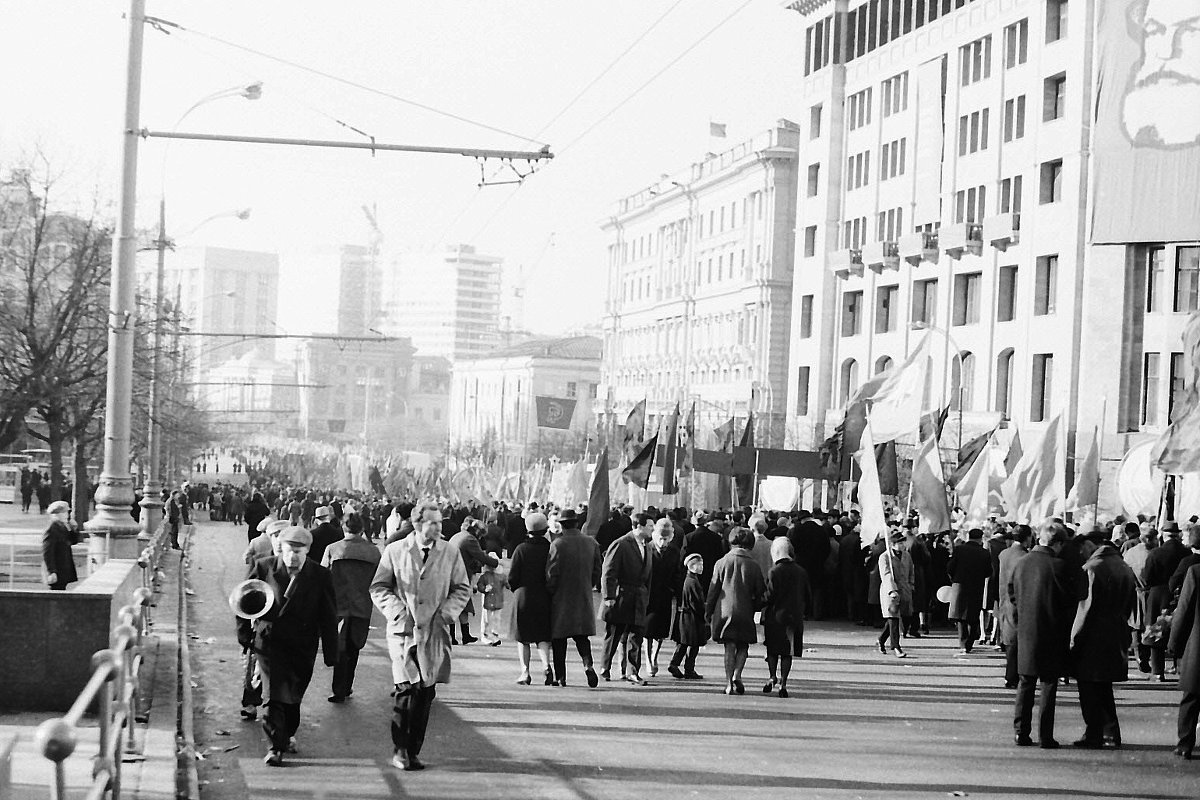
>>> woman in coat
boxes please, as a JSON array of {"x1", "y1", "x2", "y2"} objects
[
  {"x1": 507, "y1": 512, "x2": 554, "y2": 685},
  {"x1": 244, "y1": 491, "x2": 271, "y2": 543},
  {"x1": 762, "y1": 537, "x2": 811, "y2": 698},
  {"x1": 643, "y1": 518, "x2": 684, "y2": 677},
  {"x1": 877, "y1": 530, "x2": 914, "y2": 658},
  {"x1": 705, "y1": 527, "x2": 766, "y2": 695}
]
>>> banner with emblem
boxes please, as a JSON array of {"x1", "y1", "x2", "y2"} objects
[{"x1": 534, "y1": 396, "x2": 576, "y2": 429}]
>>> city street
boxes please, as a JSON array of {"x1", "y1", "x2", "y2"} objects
[{"x1": 186, "y1": 518, "x2": 1196, "y2": 800}]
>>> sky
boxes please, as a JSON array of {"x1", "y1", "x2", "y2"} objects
[{"x1": 0, "y1": 0, "x2": 802, "y2": 336}]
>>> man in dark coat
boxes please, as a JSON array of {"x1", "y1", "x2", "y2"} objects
[
  {"x1": 308, "y1": 506, "x2": 342, "y2": 566},
  {"x1": 997, "y1": 525, "x2": 1032, "y2": 687},
  {"x1": 838, "y1": 526, "x2": 866, "y2": 624},
  {"x1": 237, "y1": 526, "x2": 338, "y2": 767},
  {"x1": 42, "y1": 500, "x2": 78, "y2": 591},
  {"x1": 1169, "y1": 525, "x2": 1200, "y2": 594},
  {"x1": 503, "y1": 506, "x2": 528, "y2": 556},
  {"x1": 322, "y1": 514, "x2": 381, "y2": 703},
  {"x1": 1143, "y1": 521, "x2": 1189, "y2": 681},
  {"x1": 948, "y1": 528, "x2": 995, "y2": 654},
  {"x1": 683, "y1": 518, "x2": 728, "y2": 589},
  {"x1": 1168, "y1": 558, "x2": 1200, "y2": 759},
  {"x1": 644, "y1": 518, "x2": 684, "y2": 677},
  {"x1": 448, "y1": 520, "x2": 499, "y2": 645},
  {"x1": 1068, "y1": 541, "x2": 1136, "y2": 748},
  {"x1": 546, "y1": 508, "x2": 602, "y2": 687},
  {"x1": 595, "y1": 509, "x2": 625, "y2": 555},
  {"x1": 244, "y1": 491, "x2": 271, "y2": 543},
  {"x1": 600, "y1": 513, "x2": 654, "y2": 684},
  {"x1": 1009, "y1": 520, "x2": 1075, "y2": 749},
  {"x1": 789, "y1": 511, "x2": 831, "y2": 619}
]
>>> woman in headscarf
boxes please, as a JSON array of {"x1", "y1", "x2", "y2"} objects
[{"x1": 761, "y1": 537, "x2": 812, "y2": 698}]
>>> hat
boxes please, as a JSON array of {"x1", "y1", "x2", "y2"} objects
[
  {"x1": 279, "y1": 525, "x2": 312, "y2": 547},
  {"x1": 1162, "y1": 520, "x2": 1182, "y2": 534},
  {"x1": 256, "y1": 515, "x2": 275, "y2": 532},
  {"x1": 888, "y1": 530, "x2": 906, "y2": 543},
  {"x1": 315, "y1": 506, "x2": 333, "y2": 520},
  {"x1": 557, "y1": 508, "x2": 579, "y2": 525},
  {"x1": 683, "y1": 553, "x2": 704, "y2": 570},
  {"x1": 47, "y1": 500, "x2": 70, "y2": 515},
  {"x1": 265, "y1": 519, "x2": 290, "y2": 536},
  {"x1": 525, "y1": 512, "x2": 549, "y2": 533}
]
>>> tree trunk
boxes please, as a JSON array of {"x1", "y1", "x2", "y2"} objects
[
  {"x1": 47, "y1": 418, "x2": 66, "y2": 505},
  {"x1": 73, "y1": 445, "x2": 91, "y2": 525}
]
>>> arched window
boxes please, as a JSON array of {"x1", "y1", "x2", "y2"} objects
[
  {"x1": 995, "y1": 349, "x2": 1015, "y2": 418},
  {"x1": 840, "y1": 358, "x2": 860, "y2": 406},
  {"x1": 951, "y1": 351, "x2": 976, "y2": 411},
  {"x1": 875, "y1": 355, "x2": 894, "y2": 375}
]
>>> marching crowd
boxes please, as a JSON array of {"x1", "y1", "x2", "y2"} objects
[{"x1": 195, "y1": 483, "x2": 1200, "y2": 771}]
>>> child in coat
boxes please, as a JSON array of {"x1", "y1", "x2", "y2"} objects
[
  {"x1": 476, "y1": 563, "x2": 506, "y2": 646},
  {"x1": 667, "y1": 553, "x2": 709, "y2": 680}
]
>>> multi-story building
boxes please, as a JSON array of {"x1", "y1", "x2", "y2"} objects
[
  {"x1": 337, "y1": 243, "x2": 383, "y2": 337},
  {"x1": 449, "y1": 336, "x2": 601, "y2": 468},
  {"x1": 784, "y1": 0, "x2": 1200, "y2": 513},
  {"x1": 383, "y1": 245, "x2": 503, "y2": 360},
  {"x1": 597, "y1": 122, "x2": 802, "y2": 452},
  {"x1": 403, "y1": 355, "x2": 452, "y2": 457}
]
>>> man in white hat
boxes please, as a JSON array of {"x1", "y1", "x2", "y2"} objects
[
  {"x1": 42, "y1": 500, "x2": 79, "y2": 591},
  {"x1": 309, "y1": 506, "x2": 341, "y2": 566}
]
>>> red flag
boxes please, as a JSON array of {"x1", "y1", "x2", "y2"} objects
[
  {"x1": 622, "y1": 434, "x2": 658, "y2": 489},
  {"x1": 584, "y1": 448, "x2": 610, "y2": 537},
  {"x1": 661, "y1": 403, "x2": 681, "y2": 495}
]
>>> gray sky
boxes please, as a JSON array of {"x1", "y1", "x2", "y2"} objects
[{"x1": 0, "y1": 0, "x2": 801, "y2": 334}]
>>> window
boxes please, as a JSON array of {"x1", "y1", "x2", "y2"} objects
[
  {"x1": 843, "y1": 216, "x2": 868, "y2": 249},
  {"x1": 1031, "y1": 353, "x2": 1054, "y2": 422},
  {"x1": 1039, "y1": 159, "x2": 1064, "y2": 203},
  {"x1": 875, "y1": 355, "x2": 894, "y2": 374},
  {"x1": 952, "y1": 351, "x2": 976, "y2": 411},
  {"x1": 953, "y1": 272, "x2": 981, "y2": 326},
  {"x1": 796, "y1": 367, "x2": 811, "y2": 415},
  {"x1": 807, "y1": 163, "x2": 821, "y2": 197},
  {"x1": 1044, "y1": 73, "x2": 1067, "y2": 121},
  {"x1": 1035, "y1": 255, "x2": 1058, "y2": 315},
  {"x1": 880, "y1": 138, "x2": 907, "y2": 180},
  {"x1": 842, "y1": 291, "x2": 863, "y2": 337},
  {"x1": 876, "y1": 285, "x2": 900, "y2": 333},
  {"x1": 1175, "y1": 246, "x2": 1200, "y2": 312},
  {"x1": 996, "y1": 349, "x2": 1015, "y2": 417},
  {"x1": 800, "y1": 295, "x2": 814, "y2": 338},
  {"x1": 877, "y1": 207, "x2": 904, "y2": 241},
  {"x1": 882, "y1": 71, "x2": 909, "y2": 117},
  {"x1": 957, "y1": 108, "x2": 990, "y2": 155},
  {"x1": 999, "y1": 175, "x2": 1024, "y2": 213},
  {"x1": 1003, "y1": 95, "x2": 1026, "y2": 141},
  {"x1": 912, "y1": 278, "x2": 938, "y2": 324},
  {"x1": 1170, "y1": 351, "x2": 1186, "y2": 421},
  {"x1": 998, "y1": 265, "x2": 1018, "y2": 321},
  {"x1": 803, "y1": 225, "x2": 817, "y2": 257},
  {"x1": 839, "y1": 359, "x2": 860, "y2": 406},
  {"x1": 1147, "y1": 246, "x2": 1166, "y2": 312},
  {"x1": 954, "y1": 185, "x2": 988, "y2": 223},
  {"x1": 1143, "y1": 352, "x2": 1161, "y2": 426},
  {"x1": 810, "y1": 104, "x2": 823, "y2": 139},
  {"x1": 959, "y1": 35, "x2": 993, "y2": 86},
  {"x1": 1004, "y1": 18, "x2": 1029, "y2": 67},
  {"x1": 846, "y1": 150, "x2": 871, "y2": 190},
  {"x1": 1046, "y1": 0, "x2": 1068, "y2": 42},
  {"x1": 848, "y1": 87, "x2": 873, "y2": 130}
]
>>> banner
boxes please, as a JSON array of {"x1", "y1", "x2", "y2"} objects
[
  {"x1": 535, "y1": 396, "x2": 576, "y2": 429},
  {"x1": 1091, "y1": 1, "x2": 1200, "y2": 242}
]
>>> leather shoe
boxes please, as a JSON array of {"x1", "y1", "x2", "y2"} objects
[
  {"x1": 1040, "y1": 739, "x2": 1060, "y2": 749},
  {"x1": 327, "y1": 694, "x2": 346, "y2": 703},
  {"x1": 1173, "y1": 746, "x2": 1194, "y2": 760},
  {"x1": 600, "y1": 670, "x2": 611, "y2": 682},
  {"x1": 585, "y1": 668, "x2": 599, "y2": 688},
  {"x1": 668, "y1": 666, "x2": 685, "y2": 680},
  {"x1": 1014, "y1": 735, "x2": 1034, "y2": 747},
  {"x1": 406, "y1": 753, "x2": 426, "y2": 771},
  {"x1": 264, "y1": 749, "x2": 283, "y2": 767},
  {"x1": 682, "y1": 671, "x2": 704, "y2": 680},
  {"x1": 1072, "y1": 738, "x2": 1104, "y2": 749}
]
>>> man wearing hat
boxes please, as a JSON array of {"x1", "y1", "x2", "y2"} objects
[
  {"x1": 237, "y1": 525, "x2": 338, "y2": 767},
  {"x1": 42, "y1": 500, "x2": 79, "y2": 591},
  {"x1": 546, "y1": 507, "x2": 602, "y2": 686},
  {"x1": 1144, "y1": 521, "x2": 1189, "y2": 681},
  {"x1": 239, "y1": 517, "x2": 288, "y2": 721},
  {"x1": 308, "y1": 506, "x2": 341, "y2": 566}
]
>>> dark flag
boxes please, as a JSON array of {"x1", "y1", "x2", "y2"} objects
[
  {"x1": 875, "y1": 440, "x2": 899, "y2": 496},
  {"x1": 818, "y1": 430, "x2": 842, "y2": 481},
  {"x1": 623, "y1": 400, "x2": 647, "y2": 462},
  {"x1": 735, "y1": 413, "x2": 755, "y2": 508},
  {"x1": 584, "y1": 448, "x2": 609, "y2": 537},
  {"x1": 919, "y1": 405, "x2": 950, "y2": 443},
  {"x1": 948, "y1": 430, "x2": 992, "y2": 488},
  {"x1": 535, "y1": 396, "x2": 577, "y2": 429},
  {"x1": 661, "y1": 403, "x2": 681, "y2": 495},
  {"x1": 842, "y1": 400, "x2": 868, "y2": 453},
  {"x1": 680, "y1": 402, "x2": 696, "y2": 476},
  {"x1": 622, "y1": 434, "x2": 659, "y2": 489}
]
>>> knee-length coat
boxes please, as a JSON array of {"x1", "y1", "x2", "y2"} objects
[
  {"x1": 878, "y1": 547, "x2": 914, "y2": 619},
  {"x1": 546, "y1": 528, "x2": 601, "y2": 639},
  {"x1": 705, "y1": 548, "x2": 766, "y2": 644},
  {"x1": 644, "y1": 542, "x2": 684, "y2": 639},
  {"x1": 1069, "y1": 543, "x2": 1137, "y2": 682},
  {"x1": 507, "y1": 534, "x2": 554, "y2": 643},
  {"x1": 1009, "y1": 546, "x2": 1075, "y2": 679},
  {"x1": 1168, "y1": 563, "x2": 1200, "y2": 694}
]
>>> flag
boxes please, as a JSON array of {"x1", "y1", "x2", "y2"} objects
[
  {"x1": 661, "y1": 403, "x2": 681, "y2": 495},
  {"x1": 735, "y1": 413, "x2": 755, "y2": 507},
  {"x1": 622, "y1": 434, "x2": 658, "y2": 489},
  {"x1": 956, "y1": 437, "x2": 993, "y2": 524},
  {"x1": 875, "y1": 440, "x2": 899, "y2": 496},
  {"x1": 948, "y1": 430, "x2": 993, "y2": 488},
  {"x1": 919, "y1": 405, "x2": 950, "y2": 442},
  {"x1": 842, "y1": 400, "x2": 868, "y2": 454},
  {"x1": 584, "y1": 448, "x2": 610, "y2": 538},
  {"x1": 680, "y1": 402, "x2": 696, "y2": 476},
  {"x1": 857, "y1": 333, "x2": 934, "y2": 441},
  {"x1": 1001, "y1": 414, "x2": 1063, "y2": 523},
  {"x1": 1066, "y1": 427, "x2": 1101, "y2": 510},
  {"x1": 535, "y1": 396, "x2": 576, "y2": 429},
  {"x1": 709, "y1": 121, "x2": 727, "y2": 138},
  {"x1": 818, "y1": 430, "x2": 842, "y2": 481},
  {"x1": 911, "y1": 434, "x2": 952, "y2": 531},
  {"x1": 623, "y1": 400, "x2": 647, "y2": 462},
  {"x1": 1004, "y1": 430, "x2": 1024, "y2": 475},
  {"x1": 715, "y1": 417, "x2": 736, "y2": 505},
  {"x1": 527, "y1": 462, "x2": 547, "y2": 504},
  {"x1": 853, "y1": 421, "x2": 888, "y2": 545},
  {"x1": 1152, "y1": 310, "x2": 1200, "y2": 472}
]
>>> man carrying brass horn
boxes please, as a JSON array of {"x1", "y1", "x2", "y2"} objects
[{"x1": 236, "y1": 525, "x2": 338, "y2": 767}]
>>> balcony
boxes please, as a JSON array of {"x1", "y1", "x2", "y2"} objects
[
  {"x1": 829, "y1": 248, "x2": 863, "y2": 279},
  {"x1": 984, "y1": 212, "x2": 1021, "y2": 251},
  {"x1": 941, "y1": 223, "x2": 983, "y2": 259},
  {"x1": 898, "y1": 231, "x2": 939, "y2": 266},
  {"x1": 862, "y1": 241, "x2": 900, "y2": 273}
]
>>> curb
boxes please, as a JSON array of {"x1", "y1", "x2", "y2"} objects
[{"x1": 177, "y1": 542, "x2": 199, "y2": 800}]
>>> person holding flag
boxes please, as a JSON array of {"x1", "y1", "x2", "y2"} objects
[{"x1": 876, "y1": 528, "x2": 913, "y2": 659}]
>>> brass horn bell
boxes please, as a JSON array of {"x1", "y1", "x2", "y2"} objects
[{"x1": 229, "y1": 578, "x2": 275, "y2": 620}]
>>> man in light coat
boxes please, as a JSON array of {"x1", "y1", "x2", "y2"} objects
[
  {"x1": 371, "y1": 503, "x2": 471, "y2": 771},
  {"x1": 600, "y1": 513, "x2": 654, "y2": 684},
  {"x1": 546, "y1": 508, "x2": 602, "y2": 687}
]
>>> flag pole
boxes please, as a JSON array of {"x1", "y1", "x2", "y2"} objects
[
  {"x1": 1094, "y1": 397, "x2": 1106, "y2": 530},
  {"x1": 752, "y1": 449, "x2": 761, "y2": 510}
]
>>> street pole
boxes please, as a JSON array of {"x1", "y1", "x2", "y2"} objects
[
  {"x1": 138, "y1": 196, "x2": 167, "y2": 541},
  {"x1": 87, "y1": 0, "x2": 146, "y2": 557}
]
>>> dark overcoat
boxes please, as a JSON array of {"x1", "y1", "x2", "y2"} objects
[
  {"x1": 1009, "y1": 546, "x2": 1073, "y2": 679},
  {"x1": 1069, "y1": 543, "x2": 1137, "y2": 682},
  {"x1": 42, "y1": 520, "x2": 78, "y2": 588},
  {"x1": 762, "y1": 559, "x2": 811, "y2": 654},
  {"x1": 236, "y1": 556, "x2": 338, "y2": 704},
  {"x1": 682, "y1": 527, "x2": 727, "y2": 588},
  {"x1": 670, "y1": 571, "x2": 709, "y2": 646},
  {"x1": 507, "y1": 534, "x2": 553, "y2": 643},
  {"x1": 644, "y1": 542, "x2": 684, "y2": 639},
  {"x1": 1168, "y1": 563, "x2": 1200, "y2": 693},
  {"x1": 600, "y1": 532, "x2": 653, "y2": 627},
  {"x1": 545, "y1": 528, "x2": 601, "y2": 639},
  {"x1": 996, "y1": 542, "x2": 1029, "y2": 645},
  {"x1": 705, "y1": 548, "x2": 766, "y2": 644},
  {"x1": 947, "y1": 540, "x2": 993, "y2": 621}
]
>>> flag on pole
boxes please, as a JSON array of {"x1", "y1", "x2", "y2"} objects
[
  {"x1": 714, "y1": 417, "x2": 736, "y2": 504},
  {"x1": 911, "y1": 434, "x2": 952, "y2": 531},
  {"x1": 661, "y1": 403, "x2": 681, "y2": 495},
  {"x1": 1004, "y1": 430, "x2": 1024, "y2": 475},
  {"x1": 623, "y1": 400, "x2": 647, "y2": 463},
  {"x1": 735, "y1": 413, "x2": 755, "y2": 507},
  {"x1": 622, "y1": 434, "x2": 659, "y2": 489},
  {"x1": 875, "y1": 440, "x2": 899, "y2": 496},
  {"x1": 853, "y1": 421, "x2": 889, "y2": 545},
  {"x1": 584, "y1": 447, "x2": 610, "y2": 538},
  {"x1": 1152, "y1": 310, "x2": 1200, "y2": 472},
  {"x1": 948, "y1": 429, "x2": 995, "y2": 488},
  {"x1": 1066, "y1": 427, "x2": 1101, "y2": 510},
  {"x1": 919, "y1": 405, "x2": 950, "y2": 442},
  {"x1": 857, "y1": 333, "x2": 934, "y2": 441},
  {"x1": 565, "y1": 458, "x2": 589, "y2": 507},
  {"x1": 956, "y1": 436, "x2": 993, "y2": 524},
  {"x1": 1001, "y1": 414, "x2": 1063, "y2": 523},
  {"x1": 680, "y1": 402, "x2": 696, "y2": 476},
  {"x1": 709, "y1": 121, "x2": 727, "y2": 138}
]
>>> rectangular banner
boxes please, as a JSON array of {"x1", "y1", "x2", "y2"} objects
[
  {"x1": 534, "y1": 396, "x2": 576, "y2": 429},
  {"x1": 1091, "y1": 1, "x2": 1200, "y2": 242}
]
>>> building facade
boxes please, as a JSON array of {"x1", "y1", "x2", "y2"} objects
[
  {"x1": 337, "y1": 243, "x2": 383, "y2": 337},
  {"x1": 784, "y1": 0, "x2": 1200, "y2": 514},
  {"x1": 449, "y1": 336, "x2": 601, "y2": 468},
  {"x1": 597, "y1": 122, "x2": 801, "y2": 451},
  {"x1": 383, "y1": 244, "x2": 503, "y2": 360}
]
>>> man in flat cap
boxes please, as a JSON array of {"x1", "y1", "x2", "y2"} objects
[
  {"x1": 237, "y1": 525, "x2": 338, "y2": 767},
  {"x1": 42, "y1": 500, "x2": 79, "y2": 591},
  {"x1": 308, "y1": 506, "x2": 341, "y2": 566}
]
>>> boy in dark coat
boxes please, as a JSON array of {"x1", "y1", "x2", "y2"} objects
[{"x1": 667, "y1": 553, "x2": 708, "y2": 680}]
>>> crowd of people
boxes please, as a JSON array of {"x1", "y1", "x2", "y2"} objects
[{"x1": 209, "y1": 482, "x2": 1200, "y2": 770}]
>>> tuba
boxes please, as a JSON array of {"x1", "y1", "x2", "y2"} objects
[{"x1": 229, "y1": 579, "x2": 275, "y2": 620}]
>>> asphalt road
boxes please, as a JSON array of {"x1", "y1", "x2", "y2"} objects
[{"x1": 185, "y1": 518, "x2": 1197, "y2": 800}]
